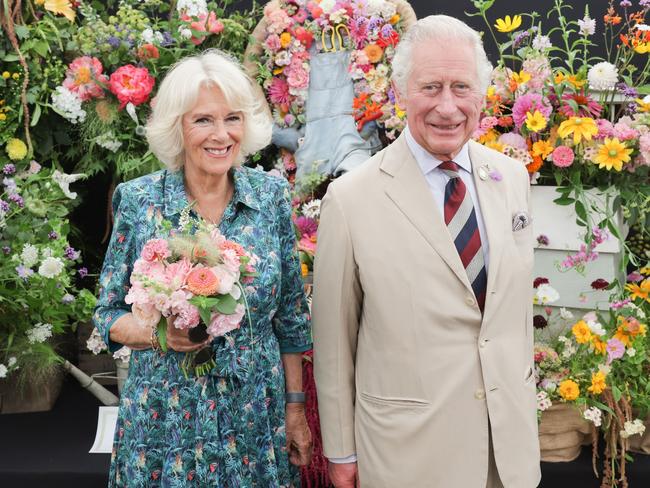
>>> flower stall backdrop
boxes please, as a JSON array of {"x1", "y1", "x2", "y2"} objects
[{"x1": 0, "y1": 0, "x2": 649, "y2": 486}]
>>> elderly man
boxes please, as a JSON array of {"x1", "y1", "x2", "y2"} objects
[{"x1": 312, "y1": 15, "x2": 541, "y2": 488}]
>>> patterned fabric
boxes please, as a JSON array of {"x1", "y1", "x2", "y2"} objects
[
  {"x1": 439, "y1": 160, "x2": 487, "y2": 312},
  {"x1": 93, "y1": 166, "x2": 312, "y2": 487}
]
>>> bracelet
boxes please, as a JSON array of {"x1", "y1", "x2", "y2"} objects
[
  {"x1": 285, "y1": 391, "x2": 306, "y2": 403},
  {"x1": 150, "y1": 325, "x2": 161, "y2": 351}
]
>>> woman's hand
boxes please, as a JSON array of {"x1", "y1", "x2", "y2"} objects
[
  {"x1": 285, "y1": 403, "x2": 313, "y2": 466},
  {"x1": 165, "y1": 316, "x2": 211, "y2": 352}
]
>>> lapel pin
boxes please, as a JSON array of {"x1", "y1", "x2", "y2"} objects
[{"x1": 478, "y1": 164, "x2": 489, "y2": 180}]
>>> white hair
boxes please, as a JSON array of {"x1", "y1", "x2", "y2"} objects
[
  {"x1": 392, "y1": 15, "x2": 493, "y2": 96},
  {"x1": 146, "y1": 49, "x2": 272, "y2": 170}
]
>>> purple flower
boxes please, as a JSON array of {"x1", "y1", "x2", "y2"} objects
[
  {"x1": 610, "y1": 298, "x2": 631, "y2": 310},
  {"x1": 620, "y1": 0, "x2": 632, "y2": 6},
  {"x1": 380, "y1": 24, "x2": 395, "y2": 38},
  {"x1": 161, "y1": 31, "x2": 175, "y2": 47},
  {"x1": 489, "y1": 169, "x2": 502, "y2": 181},
  {"x1": 0, "y1": 199, "x2": 9, "y2": 212},
  {"x1": 627, "y1": 271, "x2": 643, "y2": 282},
  {"x1": 616, "y1": 82, "x2": 638, "y2": 98},
  {"x1": 513, "y1": 30, "x2": 530, "y2": 49},
  {"x1": 2, "y1": 164, "x2": 16, "y2": 175},
  {"x1": 107, "y1": 36, "x2": 121, "y2": 49},
  {"x1": 2, "y1": 246, "x2": 11, "y2": 255},
  {"x1": 641, "y1": 0, "x2": 650, "y2": 7},
  {"x1": 8, "y1": 194, "x2": 24, "y2": 208},
  {"x1": 606, "y1": 338, "x2": 625, "y2": 364},
  {"x1": 64, "y1": 246, "x2": 80, "y2": 260},
  {"x1": 294, "y1": 215, "x2": 318, "y2": 236},
  {"x1": 15, "y1": 265, "x2": 34, "y2": 280},
  {"x1": 3, "y1": 177, "x2": 18, "y2": 194},
  {"x1": 78, "y1": 267, "x2": 88, "y2": 278},
  {"x1": 48, "y1": 231, "x2": 59, "y2": 240},
  {"x1": 537, "y1": 234, "x2": 550, "y2": 246},
  {"x1": 62, "y1": 293, "x2": 75, "y2": 304}
]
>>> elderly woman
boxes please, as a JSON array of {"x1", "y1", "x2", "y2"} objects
[{"x1": 93, "y1": 50, "x2": 312, "y2": 486}]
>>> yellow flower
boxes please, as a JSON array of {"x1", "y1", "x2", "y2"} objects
[
  {"x1": 394, "y1": 103, "x2": 405, "y2": 119},
  {"x1": 591, "y1": 336, "x2": 607, "y2": 355},
  {"x1": 301, "y1": 263, "x2": 308, "y2": 277},
  {"x1": 2, "y1": 72, "x2": 10, "y2": 79},
  {"x1": 6, "y1": 138, "x2": 27, "y2": 160},
  {"x1": 389, "y1": 14, "x2": 400, "y2": 24},
  {"x1": 626, "y1": 279, "x2": 650, "y2": 302},
  {"x1": 44, "y1": 0, "x2": 75, "y2": 22},
  {"x1": 0, "y1": 114, "x2": 6, "y2": 121},
  {"x1": 494, "y1": 15, "x2": 522, "y2": 33},
  {"x1": 640, "y1": 267, "x2": 650, "y2": 275},
  {"x1": 486, "y1": 141, "x2": 505, "y2": 153},
  {"x1": 587, "y1": 371, "x2": 607, "y2": 395},
  {"x1": 559, "y1": 379, "x2": 580, "y2": 401},
  {"x1": 35, "y1": 0, "x2": 45, "y2": 4},
  {"x1": 572, "y1": 320, "x2": 592, "y2": 344},
  {"x1": 634, "y1": 42, "x2": 650, "y2": 54},
  {"x1": 511, "y1": 70, "x2": 531, "y2": 86},
  {"x1": 280, "y1": 32, "x2": 292, "y2": 49},
  {"x1": 525, "y1": 110, "x2": 547, "y2": 132},
  {"x1": 554, "y1": 72, "x2": 586, "y2": 89},
  {"x1": 614, "y1": 327, "x2": 631, "y2": 347},
  {"x1": 594, "y1": 137, "x2": 632, "y2": 171},
  {"x1": 636, "y1": 98, "x2": 650, "y2": 113},
  {"x1": 557, "y1": 116, "x2": 598, "y2": 145},
  {"x1": 532, "y1": 140, "x2": 554, "y2": 159},
  {"x1": 11, "y1": 73, "x2": 19, "y2": 80},
  {"x1": 479, "y1": 128, "x2": 498, "y2": 144},
  {"x1": 273, "y1": 67, "x2": 284, "y2": 75}
]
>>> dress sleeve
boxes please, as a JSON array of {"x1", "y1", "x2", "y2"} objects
[
  {"x1": 92, "y1": 183, "x2": 137, "y2": 352},
  {"x1": 271, "y1": 180, "x2": 312, "y2": 353}
]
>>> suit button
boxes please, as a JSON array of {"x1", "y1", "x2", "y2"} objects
[
  {"x1": 479, "y1": 339, "x2": 488, "y2": 348},
  {"x1": 475, "y1": 389, "x2": 486, "y2": 400},
  {"x1": 466, "y1": 296, "x2": 475, "y2": 306}
]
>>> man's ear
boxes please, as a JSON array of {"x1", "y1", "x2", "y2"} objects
[{"x1": 391, "y1": 80, "x2": 405, "y2": 108}]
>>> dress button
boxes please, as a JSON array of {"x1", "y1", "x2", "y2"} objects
[
  {"x1": 475, "y1": 389, "x2": 486, "y2": 400},
  {"x1": 466, "y1": 296, "x2": 476, "y2": 306}
]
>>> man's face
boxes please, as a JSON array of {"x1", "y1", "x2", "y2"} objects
[{"x1": 396, "y1": 40, "x2": 484, "y2": 161}]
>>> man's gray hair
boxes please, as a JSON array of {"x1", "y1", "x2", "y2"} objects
[
  {"x1": 146, "y1": 49, "x2": 272, "y2": 170},
  {"x1": 392, "y1": 15, "x2": 493, "y2": 96}
]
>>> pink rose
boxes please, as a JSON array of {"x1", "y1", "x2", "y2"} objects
[
  {"x1": 109, "y1": 64, "x2": 155, "y2": 109},
  {"x1": 551, "y1": 145, "x2": 575, "y2": 168},
  {"x1": 173, "y1": 302, "x2": 201, "y2": 330},
  {"x1": 141, "y1": 238, "x2": 170, "y2": 262},
  {"x1": 207, "y1": 304, "x2": 245, "y2": 337}
]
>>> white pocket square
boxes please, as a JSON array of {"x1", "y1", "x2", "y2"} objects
[{"x1": 512, "y1": 211, "x2": 531, "y2": 231}]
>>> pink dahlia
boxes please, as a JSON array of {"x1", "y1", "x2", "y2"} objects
[
  {"x1": 512, "y1": 93, "x2": 552, "y2": 128},
  {"x1": 268, "y1": 77, "x2": 291, "y2": 105},
  {"x1": 294, "y1": 215, "x2": 318, "y2": 236},
  {"x1": 559, "y1": 92, "x2": 602, "y2": 118},
  {"x1": 63, "y1": 56, "x2": 108, "y2": 101},
  {"x1": 551, "y1": 145, "x2": 575, "y2": 168},
  {"x1": 109, "y1": 64, "x2": 155, "y2": 109}
]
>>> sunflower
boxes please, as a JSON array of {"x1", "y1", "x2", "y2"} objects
[
  {"x1": 594, "y1": 137, "x2": 632, "y2": 171},
  {"x1": 557, "y1": 116, "x2": 598, "y2": 144},
  {"x1": 494, "y1": 15, "x2": 522, "y2": 33}
]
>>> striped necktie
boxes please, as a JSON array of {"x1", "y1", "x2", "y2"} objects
[{"x1": 439, "y1": 160, "x2": 487, "y2": 313}]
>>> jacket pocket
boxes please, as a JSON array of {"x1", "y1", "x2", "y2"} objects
[{"x1": 359, "y1": 391, "x2": 430, "y2": 408}]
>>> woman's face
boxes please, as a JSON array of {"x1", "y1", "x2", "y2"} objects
[{"x1": 181, "y1": 84, "x2": 244, "y2": 178}]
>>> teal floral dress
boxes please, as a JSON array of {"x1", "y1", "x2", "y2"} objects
[{"x1": 93, "y1": 166, "x2": 312, "y2": 487}]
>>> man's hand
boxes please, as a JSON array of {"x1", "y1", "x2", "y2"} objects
[
  {"x1": 285, "y1": 403, "x2": 313, "y2": 466},
  {"x1": 328, "y1": 461, "x2": 359, "y2": 488}
]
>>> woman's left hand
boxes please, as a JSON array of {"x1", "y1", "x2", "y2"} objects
[{"x1": 285, "y1": 403, "x2": 313, "y2": 466}]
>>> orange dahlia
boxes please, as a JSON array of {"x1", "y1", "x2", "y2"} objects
[{"x1": 186, "y1": 267, "x2": 220, "y2": 296}]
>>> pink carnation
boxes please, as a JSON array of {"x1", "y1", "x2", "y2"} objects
[
  {"x1": 173, "y1": 302, "x2": 201, "y2": 330},
  {"x1": 512, "y1": 93, "x2": 552, "y2": 128},
  {"x1": 595, "y1": 119, "x2": 614, "y2": 139},
  {"x1": 109, "y1": 65, "x2": 155, "y2": 109},
  {"x1": 551, "y1": 145, "x2": 575, "y2": 167},
  {"x1": 207, "y1": 303, "x2": 245, "y2": 337},
  {"x1": 265, "y1": 34, "x2": 281, "y2": 51},
  {"x1": 63, "y1": 56, "x2": 108, "y2": 101},
  {"x1": 480, "y1": 116, "x2": 499, "y2": 130},
  {"x1": 141, "y1": 238, "x2": 170, "y2": 262}
]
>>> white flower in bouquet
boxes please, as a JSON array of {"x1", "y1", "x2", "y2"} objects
[
  {"x1": 319, "y1": 0, "x2": 336, "y2": 14},
  {"x1": 141, "y1": 28, "x2": 164, "y2": 45},
  {"x1": 582, "y1": 311, "x2": 606, "y2": 336},
  {"x1": 578, "y1": 15, "x2": 596, "y2": 36},
  {"x1": 113, "y1": 346, "x2": 131, "y2": 365},
  {"x1": 620, "y1": 419, "x2": 646, "y2": 439},
  {"x1": 20, "y1": 243, "x2": 39, "y2": 267},
  {"x1": 534, "y1": 283, "x2": 560, "y2": 305},
  {"x1": 532, "y1": 35, "x2": 552, "y2": 51},
  {"x1": 626, "y1": 347, "x2": 636, "y2": 357},
  {"x1": 179, "y1": 27, "x2": 192, "y2": 39},
  {"x1": 8, "y1": 357, "x2": 16, "y2": 367},
  {"x1": 96, "y1": 132, "x2": 122, "y2": 153},
  {"x1": 536, "y1": 391, "x2": 552, "y2": 411},
  {"x1": 0, "y1": 364, "x2": 7, "y2": 378},
  {"x1": 176, "y1": 0, "x2": 208, "y2": 17},
  {"x1": 51, "y1": 86, "x2": 86, "y2": 124},
  {"x1": 583, "y1": 407, "x2": 602, "y2": 427},
  {"x1": 587, "y1": 62, "x2": 619, "y2": 90},
  {"x1": 38, "y1": 256, "x2": 65, "y2": 278},
  {"x1": 559, "y1": 307, "x2": 574, "y2": 320},
  {"x1": 27, "y1": 322, "x2": 53, "y2": 344},
  {"x1": 301, "y1": 199, "x2": 321, "y2": 219},
  {"x1": 558, "y1": 336, "x2": 577, "y2": 358},
  {"x1": 86, "y1": 327, "x2": 108, "y2": 355},
  {"x1": 366, "y1": 0, "x2": 396, "y2": 18},
  {"x1": 52, "y1": 169, "x2": 85, "y2": 199}
]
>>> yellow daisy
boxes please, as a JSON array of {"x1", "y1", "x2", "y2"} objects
[
  {"x1": 511, "y1": 70, "x2": 531, "y2": 86},
  {"x1": 532, "y1": 140, "x2": 554, "y2": 159},
  {"x1": 494, "y1": 15, "x2": 523, "y2": 33},
  {"x1": 557, "y1": 116, "x2": 598, "y2": 145},
  {"x1": 572, "y1": 320, "x2": 592, "y2": 344},
  {"x1": 587, "y1": 371, "x2": 607, "y2": 395},
  {"x1": 525, "y1": 110, "x2": 547, "y2": 132},
  {"x1": 594, "y1": 137, "x2": 632, "y2": 171},
  {"x1": 626, "y1": 279, "x2": 650, "y2": 302}
]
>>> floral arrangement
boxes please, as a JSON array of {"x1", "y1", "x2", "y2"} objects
[
  {"x1": 124, "y1": 215, "x2": 258, "y2": 377},
  {"x1": 0, "y1": 159, "x2": 96, "y2": 384},
  {"x1": 468, "y1": 0, "x2": 650, "y2": 263},
  {"x1": 258, "y1": 0, "x2": 406, "y2": 139},
  {"x1": 533, "y1": 266, "x2": 650, "y2": 486}
]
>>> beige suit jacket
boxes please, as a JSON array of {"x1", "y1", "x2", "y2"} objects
[{"x1": 312, "y1": 134, "x2": 541, "y2": 487}]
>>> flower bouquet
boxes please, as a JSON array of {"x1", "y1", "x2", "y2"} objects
[{"x1": 125, "y1": 221, "x2": 257, "y2": 377}]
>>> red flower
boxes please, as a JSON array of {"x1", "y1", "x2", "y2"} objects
[
  {"x1": 533, "y1": 315, "x2": 548, "y2": 329},
  {"x1": 109, "y1": 65, "x2": 155, "y2": 109},
  {"x1": 591, "y1": 278, "x2": 610, "y2": 290},
  {"x1": 137, "y1": 44, "x2": 160, "y2": 61},
  {"x1": 377, "y1": 30, "x2": 399, "y2": 48},
  {"x1": 292, "y1": 26, "x2": 314, "y2": 49},
  {"x1": 533, "y1": 277, "x2": 549, "y2": 288}
]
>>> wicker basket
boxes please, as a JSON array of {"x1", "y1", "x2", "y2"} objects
[{"x1": 539, "y1": 403, "x2": 594, "y2": 462}]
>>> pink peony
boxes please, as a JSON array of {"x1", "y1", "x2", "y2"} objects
[
  {"x1": 512, "y1": 93, "x2": 552, "y2": 128},
  {"x1": 173, "y1": 301, "x2": 201, "y2": 330},
  {"x1": 268, "y1": 77, "x2": 291, "y2": 105},
  {"x1": 220, "y1": 248, "x2": 241, "y2": 275},
  {"x1": 124, "y1": 283, "x2": 149, "y2": 305},
  {"x1": 207, "y1": 303, "x2": 245, "y2": 337},
  {"x1": 108, "y1": 65, "x2": 155, "y2": 109},
  {"x1": 141, "y1": 238, "x2": 170, "y2": 262},
  {"x1": 63, "y1": 56, "x2": 108, "y2": 101},
  {"x1": 551, "y1": 145, "x2": 575, "y2": 168}
]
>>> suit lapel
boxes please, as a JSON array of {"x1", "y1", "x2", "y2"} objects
[
  {"x1": 468, "y1": 141, "x2": 508, "y2": 311},
  {"x1": 381, "y1": 134, "x2": 472, "y2": 291}
]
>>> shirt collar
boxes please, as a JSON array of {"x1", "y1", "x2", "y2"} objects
[
  {"x1": 404, "y1": 125, "x2": 472, "y2": 175},
  {"x1": 162, "y1": 165, "x2": 260, "y2": 218}
]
